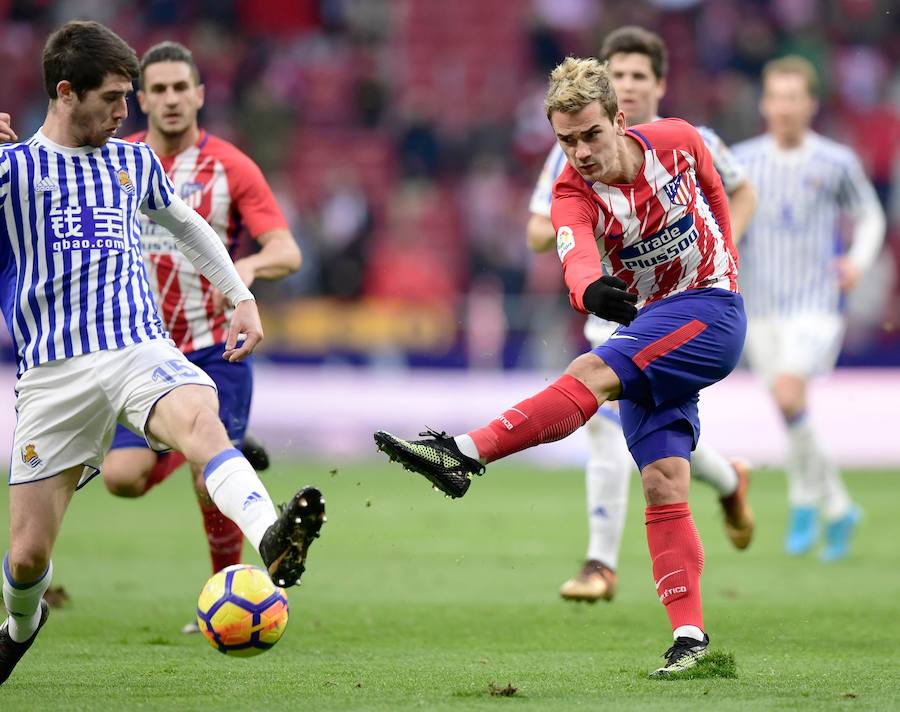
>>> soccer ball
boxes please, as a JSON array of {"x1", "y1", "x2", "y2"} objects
[{"x1": 196, "y1": 564, "x2": 289, "y2": 657}]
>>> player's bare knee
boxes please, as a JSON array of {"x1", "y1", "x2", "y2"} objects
[
  {"x1": 154, "y1": 384, "x2": 220, "y2": 429},
  {"x1": 8, "y1": 546, "x2": 50, "y2": 583},
  {"x1": 565, "y1": 353, "x2": 621, "y2": 402},
  {"x1": 775, "y1": 395, "x2": 805, "y2": 422},
  {"x1": 641, "y1": 459, "x2": 689, "y2": 504},
  {"x1": 642, "y1": 467, "x2": 673, "y2": 503},
  {"x1": 771, "y1": 375, "x2": 806, "y2": 421},
  {"x1": 104, "y1": 476, "x2": 147, "y2": 498},
  {"x1": 103, "y1": 462, "x2": 153, "y2": 498}
]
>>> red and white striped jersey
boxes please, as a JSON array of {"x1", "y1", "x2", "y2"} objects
[
  {"x1": 551, "y1": 118, "x2": 738, "y2": 314},
  {"x1": 125, "y1": 130, "x2": 287, "y2": 353}
]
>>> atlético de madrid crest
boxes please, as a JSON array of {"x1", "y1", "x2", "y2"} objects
[{"x1": 663, "y1": 173, "x2": 690, "y2": 206}]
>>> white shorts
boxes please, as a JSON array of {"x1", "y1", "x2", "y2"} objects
[
  {"x1": 584, "y1": 315, "x2": 618, "y2": 349},
  {"x1": 743, "y1": 313, "x2": 845, "y2": 384},
  {"x1": 584, "y1": 316, "x2": 625, "y2": 425},
  {"x1": 10, "y1": 340, "x2": 216, "y2": 488}
]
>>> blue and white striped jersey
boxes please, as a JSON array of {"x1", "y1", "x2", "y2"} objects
[
  {"x1": 528, "y1": 120, "x2": 747, "y2": 218},
  {"x1": 0, "y1": 131, "x2": 174, "y2": 375},
  {"x1": 732, "y1": 131, "x2": 884, "y2": 317}
]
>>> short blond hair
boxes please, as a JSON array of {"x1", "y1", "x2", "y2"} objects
[
  {"x1": 545, "y1": 56, "x2": 618, "y2": 123},
  {"x1": 762, "y1": 55, "x2": 819, "y2": 96}
]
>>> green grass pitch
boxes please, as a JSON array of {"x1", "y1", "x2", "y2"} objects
[{"x1": 1, "y1": 460, "x2": 899, "y2": 710}]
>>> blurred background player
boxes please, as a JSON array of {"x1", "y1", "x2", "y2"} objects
[
  {"x1": 526, "y1": 26, "x2": 757, "y2": 602},
  {"x1": 0, "y1": 21, "x2": 322, "y2": 686},
  {"x1": 100, "y1": 41, "x2": 302, "y2": 632},
  {"x1": 732, "y1": 56, "x2": 885, "y2": 562}
]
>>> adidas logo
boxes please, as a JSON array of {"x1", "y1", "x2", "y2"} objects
[
  {"x1": 242, "y1": 491, "x2": 265, "y2": 510},
  {"x1": 34, "y1": 176, "x2": 57, "y2": 192}
]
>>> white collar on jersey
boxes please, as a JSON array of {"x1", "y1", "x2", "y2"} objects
[
  {"x1": 769, "y1": 131, "x2": 816, "y2": 162},
  {"x1": 32, "y1": 129, "x2": 101, "y2": 157}
]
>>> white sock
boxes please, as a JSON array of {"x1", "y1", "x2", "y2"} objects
[
  {"x1": 673, "y1": 625, "x2": 705, "y2": 642},
  {"x1": 203, "y1": 449, "x2": 278, "y2": 552},
  {"x1": 691, "y1": 439, "x2": 738, "y2": 497},
  {"x1": 821, "y1": 459, "x2": 852, "y2": 521},
  {"x1": 786, "y1": 413, "x2": 825, "y2": 508},
  {"x1": 454, "y1": 434, "x2": 484, "y2": 463},
  {"x1": 2, "y1": 554, "x2": 52, "y2": 643},
  {"x1": 584, "y1": 410, "x2": 632, "y2": 570}
]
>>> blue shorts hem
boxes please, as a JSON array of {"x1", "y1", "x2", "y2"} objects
[
  {"x1": 629, "y1": 420, "x2": 695, "y2": 470},
  {"x1": 593, "y1": 344, "x2": 651, "y2": 404}
]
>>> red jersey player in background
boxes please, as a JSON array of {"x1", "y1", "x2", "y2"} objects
[
  {"x1": 102, "y1": 42, "x2": 301, "y2": 632},
  {"x1": 375, "y1": 57, "x2": 747, "y2": 676}
]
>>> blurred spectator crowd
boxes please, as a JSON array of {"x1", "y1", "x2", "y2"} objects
[{"x1": 1, "y1": 0, "x2": 898, "y2": 368}]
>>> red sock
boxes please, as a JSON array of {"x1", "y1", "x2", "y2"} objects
[
  {"x1": 645, "y1": 502, "x2": 705, "y2": 633},
  {"x1": 468, "y1": 374, "x2": 598, "y2": 463},
  {"x1": 143, "y1": 452, "x2": 187, "y2": 494},
  {"x1": 200, "y1": 502, "x2": 244, "y2": 574}
]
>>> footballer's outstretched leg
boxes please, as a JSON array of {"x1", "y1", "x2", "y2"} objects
[
  {"x1": 149, "y1": 386, "x2": 327, "y2": 587},
  {"x1": 374, "y1": 430, "x2": 484, "y2": 498},
  {"x1": 374, "y1": 373, "x2": 600, "y2": 497},
  {"x1": 259, "y1": 487, "x2": 327, "y2": 587}
]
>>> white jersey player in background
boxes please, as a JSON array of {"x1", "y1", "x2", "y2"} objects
[
  {"x1": 732, "y1": 56, "x2": 885, "y2": 562},
  {"x1": 0, "y1": 21, "x2": 323, "y2": 686},
  {"x1": 527, "y1": 26, "x2": 757, "y2": 602}
]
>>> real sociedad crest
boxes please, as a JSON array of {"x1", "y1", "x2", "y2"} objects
[
  {"x1": 20, "y1": 442, "x2": 42, "y2": 469},
  {"x1": 116, "y1": 169, "x2": 135, "y2": 195}
]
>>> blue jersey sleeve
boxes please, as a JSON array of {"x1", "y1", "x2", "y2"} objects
[{"x1": 0, "y1": 150, "x2": 10, "y2": 210}]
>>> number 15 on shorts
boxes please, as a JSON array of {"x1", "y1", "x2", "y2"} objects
[{"x1": 152, "y1": 359, "x2": 200, "y2": 384}]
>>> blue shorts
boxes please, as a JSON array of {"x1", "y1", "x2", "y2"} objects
[
  {"x1": 109, "y1": 343, "x2": 253, "y2": 450},
  {"x1": 593, "y1": 288, "x2": 746, "y2": 470}
]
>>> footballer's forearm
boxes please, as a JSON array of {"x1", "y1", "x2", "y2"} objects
[
  {"x1": 242, "y1": 229, "x2": 302, "y2": 280},
  {"x1": 146, "y1": 196, "x2": 254, "y2": 305},
  {"x1": 846, "y1": 198, "x2": 886, "y2": 271},
  {"x1": 526, "y1": 213, "x2": 557, "y2": 253},
  {"x1": 725, "y1": 180, "x2": 757, "y2": 244}
]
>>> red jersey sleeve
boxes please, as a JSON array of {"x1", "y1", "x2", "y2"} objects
[
  {"x1": 225, "y1": 150, "x2": 289, "y2": 239},
  {"x1": 550, "y1": 166, "x2": 602, "y2": 314},
  {"x1": 683, "y1": 122, "x2": 733, "y2": 248}
]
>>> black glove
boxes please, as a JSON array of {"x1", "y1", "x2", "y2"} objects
[{"x1": 582, "y1": 276, "x2": 638, "y2": 325}]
